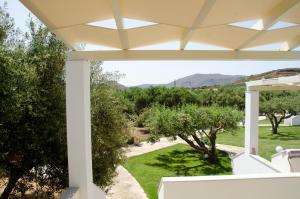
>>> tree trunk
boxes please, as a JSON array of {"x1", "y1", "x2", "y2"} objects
[
  {"x1": 271, "y1": 116, "x2": 279, "y2": 134},
  {"x1": 267, "y1": 113, "x2": 279, "y2": 134},
  {"x1": 207, "y1": 152, "x2": 218, "y2": 164},
  {"x1": 0, "y1": 171, "x2": 21, "y2": 199},
  {"x1": 208, "y1": 134, "x2": 218, "y2": 164},
  {"x1": 179, "y1": 133, "x2": 219, "y2": 164},
  {"x1": 271, "y1": 124, "x2": 278, "y2": 134}
]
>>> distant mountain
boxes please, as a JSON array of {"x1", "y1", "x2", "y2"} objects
[
  {"x1": 134, "y1": 74, "x2": 244, "y2": 88},
  {"x1": 134, "y1": 83, "x2": 165, "y2": 89},
  {"x1": 121, "y1": 68, "x2": 300, "y2": 89},
  {"x1": 117, "y1": 83, "x2": 127, "y2": 90},
  {"x1": 167, "y1": 74, "x2": 244, "y2": 88}
]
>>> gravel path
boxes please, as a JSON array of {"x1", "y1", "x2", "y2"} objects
[{"x1": 107, "y1": 138, "x2": 243, "y2": 199}]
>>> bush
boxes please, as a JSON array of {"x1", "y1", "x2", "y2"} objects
[
  {"x1": 90, "y1": 62, "x2": 130, "y2": 188},
  {"x1": 134, "y1": 108, "x2": 151, "y2": 127}
]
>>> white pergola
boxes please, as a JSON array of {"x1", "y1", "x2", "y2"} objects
[
  {"x1": 19, "y1": 1, "x2": 300, "y2": 199},
  {"x1": 245, "y1": 75, "x2": 300, "y2": 155}
]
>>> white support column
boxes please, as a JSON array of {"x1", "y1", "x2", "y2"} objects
[
  {"x1": 66, "y1": 60, "x2": 94, "y2": 199},
  {"x1": 245, "y1": 90, "x2": 259, "y2": 155}
]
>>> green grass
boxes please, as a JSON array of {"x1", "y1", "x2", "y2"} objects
[
  {"x1": 124, "y1": 144, "x2": 231, "y2": 199},
  {"x1": 218, "y1": 126, "x2": 300, "y2": 160}
]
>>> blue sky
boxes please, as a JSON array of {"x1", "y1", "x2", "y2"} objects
[{"x1": 2, "y1": 0, "x2": 300, "y2": 86}]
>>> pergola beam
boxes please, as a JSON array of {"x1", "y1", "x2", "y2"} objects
[
  {"x1": 180, "y1": 0, "x2": 216, "y2": 50},
  {"x1": 53, "y1": 31, "x2": 83, "y2": 50},
  {"x1": 246, "y1": 74, "x2": 300, "y2": 91},
  {"x1": 67, "y1": 50, "x2": 300, "y2": 61},
  {"x1": 246, "y1": 75, "x2": 300, "y2": 86},
  {"x1": 248, "y1": 85, "x2": 300, "y2": 91},
  {"x1": 111, "y1": 0, "x2": 129, "y2": 50},
  {"x1": 237, "y1": 0, "x2": 300, "y2": 50}
]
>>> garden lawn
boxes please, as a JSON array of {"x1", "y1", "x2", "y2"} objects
[
  {"x1": 124, "y1": 144, "x2": 231, "y2": 199},
  {"x1": 218, "y1": 126, "x2": 300, "y2": 160}
]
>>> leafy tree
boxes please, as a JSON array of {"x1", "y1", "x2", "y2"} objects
[
  {"x1": 90, "y1": 62, "x2": 130, "y2": 188},
  {"x1": 121, "y1": 87, "x2": 151, "y2": 114},
  {"x1": 195, "y1": 87, "x2": 245, "y2": 110},
  {"x1": 0, "y1": 18, "x2": 68, "y2": 199},
  {"x1": 260, "y1": 96, "x2": 300, "y2": 134},
  {"x1": 119, "y1": 86, "x2": 200, "y2": 117},
  {"x1": 147, "y1": 105, "x2": 243, "y2": 163},
  {"x1": 157, "y1": 87, "x2": 199, "y2": 107}
]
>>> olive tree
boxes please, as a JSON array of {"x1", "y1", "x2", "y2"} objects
[
  {"x1": 0, "y1": 19, "x2": 68, "y2": 199},
  {"x1": 147, "y1": 105, "x2": 243, "y2": 163},
  {"x1": 260, "y1": 96, "x2": 300, "y2": 134},
  {"x1": 90, "y1": 62, "x2": 130, "y2": 188}
]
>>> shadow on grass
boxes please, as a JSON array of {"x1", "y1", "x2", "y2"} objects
[
  {"x1": 260, "y1": 131, "x2": 300, "y2": 141},
  {"x1": 146, "y1": 149, "x2": 231, "y2": 176}
]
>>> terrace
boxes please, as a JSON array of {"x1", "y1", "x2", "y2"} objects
[{"x1": 19, "y1": 0, "x2": 300, "y2": 198}]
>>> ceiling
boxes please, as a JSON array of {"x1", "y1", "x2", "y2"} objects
[{"x1": 20, "y1": 0, "x2": 300, "y2": 60}]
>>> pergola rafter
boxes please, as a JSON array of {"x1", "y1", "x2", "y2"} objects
[
  {"x1": 111, "y1": 0, "x2": 129, "y2": 50},
  {"x1": 237, "y1": 0, "x2": 300, "y2": 50},
  {"x1": 20, "y1": 0, "x2": 300, "y2": 53},
  {"x1": 180, "y1": 0, "x2": 216, "y2": 50}
]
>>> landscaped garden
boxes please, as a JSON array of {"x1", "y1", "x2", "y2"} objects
[
  {"x1": 218, "y1": 126, "x2": 300, "y2": 160},
  {"x1": 124, "y1": 144, "x2": 231, "y2": 199},
  {"x1": 124, "y1": 125, "x2": 300, "y2": 199}
]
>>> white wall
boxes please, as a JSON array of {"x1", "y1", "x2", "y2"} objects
[
  {"x1": 232, "y1": 153, "x2": 280, "y2": 174},
  {"x1": 158, "y1": 183, "x2": 164, "y2": 199},
  {"x1": 284, "y1": 115, "x2": 300, "y2": 126},
  {"x1": 158, "y1": 173, "x2": 300, "y2": 199}
]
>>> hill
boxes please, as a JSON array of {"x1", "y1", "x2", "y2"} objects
[
  {"x1": 135, "y1": 74, "x2": 244, "y2": 88},
  {"x1": 122, "y1": 68, "x2": 300, "y2": 89}
]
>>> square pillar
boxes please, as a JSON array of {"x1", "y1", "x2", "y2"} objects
[
  {"x1": 244, "y1": 90, "x2": 259, "y2": 155},
  {"x1": 66, "y1": 60, "x2": 94, "y2": 199}
]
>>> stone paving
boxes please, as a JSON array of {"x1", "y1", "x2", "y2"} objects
[{"x1": 106, "y1": 166, "x2": 148, "y2": 199}]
